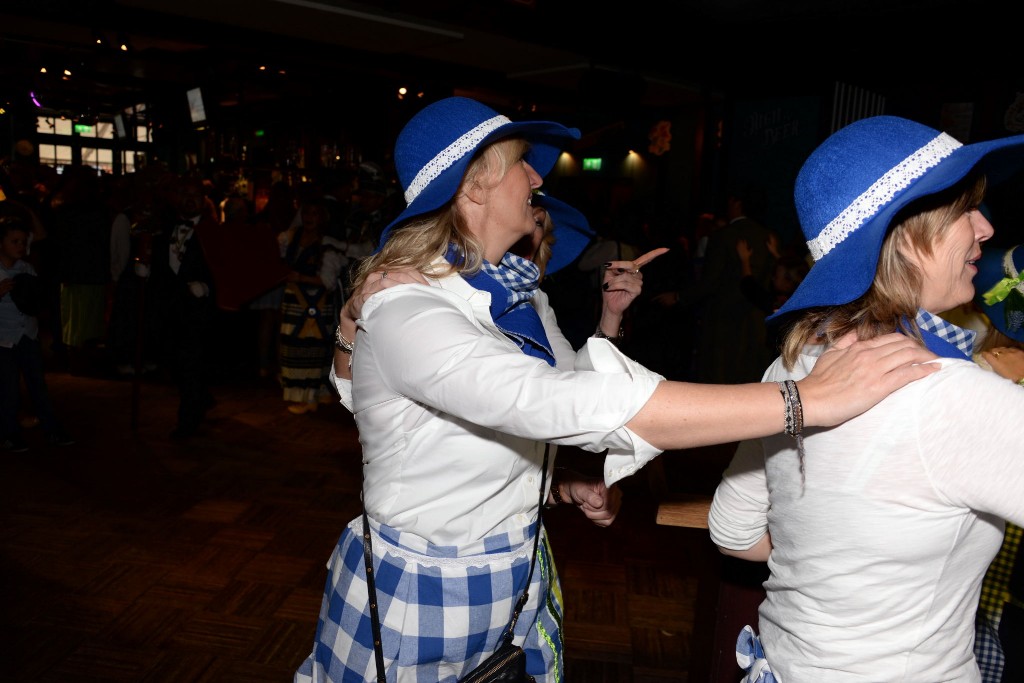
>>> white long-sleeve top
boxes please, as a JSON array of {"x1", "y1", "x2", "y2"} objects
[
  {"x1": 708, "y1": 347, "x2": 1024, "y2": 683},
  {"x1": 337, "y1": 266, "x2": 663, "y2": 546}
]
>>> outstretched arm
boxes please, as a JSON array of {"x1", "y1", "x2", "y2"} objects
[{"x1": 626, "y1": 333, "x2": 938, "y2": 450}]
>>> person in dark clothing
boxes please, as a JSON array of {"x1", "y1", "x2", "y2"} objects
[
  {"x1": 689, "y1": 186, "x2": 777, "y2": 384},
  {"x1": 49, "y1": 166, "x2": 112, "y2": 371},
  {"x1": 144, "y1": 177, "x2": 217, "y2": 439}
]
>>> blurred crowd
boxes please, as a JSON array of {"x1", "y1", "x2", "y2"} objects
[{"x1": 1, "y1": 151, "x2": 816, "y2": 438}]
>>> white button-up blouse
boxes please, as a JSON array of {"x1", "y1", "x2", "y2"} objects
[{"x1": 331, "y1": 266, "x2": 664, "y2": 546}]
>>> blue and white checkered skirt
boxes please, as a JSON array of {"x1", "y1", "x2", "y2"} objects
[{"x1": 294, "y1": 515, "x2": 564, "y2": 683}]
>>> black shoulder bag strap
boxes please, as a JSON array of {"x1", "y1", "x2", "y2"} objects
[{"x1": 362, "y1": 444, "x2": 551, "y2": 681}]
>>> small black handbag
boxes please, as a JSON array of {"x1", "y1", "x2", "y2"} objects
[
  {"x1": 455, "y1": 638, "x2": 531, "y2": 683},
  {"x1": 362, "y1": 445, "x2": 549, "y2": 683}
]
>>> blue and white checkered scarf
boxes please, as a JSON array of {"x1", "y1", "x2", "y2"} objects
[
  {"x1": 915, "y1": 308, "x2": 976, "y2": 360},
  {"x1": 446, "y1": 245, "x2": 555, "y2": 366}
]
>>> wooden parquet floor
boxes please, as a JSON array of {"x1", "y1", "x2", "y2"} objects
[{"x1": 1, "y1": 362, "x2": 732, "y2": 682}]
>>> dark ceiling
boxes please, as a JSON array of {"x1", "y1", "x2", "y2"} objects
[{"x1": 0, "y1": 0, "x2": 1017, "y2": 140}]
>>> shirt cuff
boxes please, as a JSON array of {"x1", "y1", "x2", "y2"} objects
[
  {"x1": 604, "y1": 428, "x2": 662, "y2": 486},
  {"x1": 575, "y1": 337, "x2": 666, "y2": 487},
  {"x1": 328, "y1": 363, "x2": 354, "y2": 411}
]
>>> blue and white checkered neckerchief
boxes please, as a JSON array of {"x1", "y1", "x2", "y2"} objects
[
  {"x1": 445, "y1": 245, "x2": 555, "y2": 366},
  {"x1": 481, "y1": 252, "x2": 541, "y2": 308},
  {"x1": 915, "y1": 308, "x2": 976, "y2": 361}
]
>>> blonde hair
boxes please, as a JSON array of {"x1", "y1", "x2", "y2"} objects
[
  {"x1": 780, "y1": 175, "x2": 987, "y2": 369},
  {"x1": 352, "y1": 137, "x2": 529, "y2": 289}
]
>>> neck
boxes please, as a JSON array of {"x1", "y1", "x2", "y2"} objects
[
  {"x1": 462, "y1": 200, "x2": 517, "y2": 265},
  {"x1": 484, "y1": 246, "x2": 509, "y2": 264},
  {"x1": 480, "y1": 230, "x2": 517, "y2": 265}
]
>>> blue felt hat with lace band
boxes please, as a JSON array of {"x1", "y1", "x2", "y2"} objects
[
  {"x1": 378, "y1": 96, "x2": 581, "y2": 247},
  {"x1": 975, "y1": 244, "x2": 1024, "y2": 343},
  {"x1": 531, "y1": 192, "x2": 595, "y2": 275},
  {"x1": 769, "y1": 115, "x2": 1024, "y2": 322}
]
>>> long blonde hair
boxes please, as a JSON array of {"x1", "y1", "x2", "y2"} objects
[
  {"x1": 780, "y1": 174, "x2": 987, "y2": 369},
  {"x1": 351, "y1": 137, "x2": 529, "y2": 289}
]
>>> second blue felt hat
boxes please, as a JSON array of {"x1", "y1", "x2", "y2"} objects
[{"x1": 770, "y1": 116, "x2": 1024, "y2": 321}]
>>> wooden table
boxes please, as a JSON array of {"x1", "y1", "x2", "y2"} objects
[
  {"x1": 656, "y1": 493, "x2": 713, "y2": 529},
  {"x1": 657, "y1": 494, "x2": 768, "y2": 683}
]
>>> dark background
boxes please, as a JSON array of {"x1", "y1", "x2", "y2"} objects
[{"x1": 2, "y1": 0, "x2": 1022, "y2": 247}]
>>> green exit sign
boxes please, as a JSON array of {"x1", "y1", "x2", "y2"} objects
[
  {"x1": 74, "y1": 123, "x2": 94, "y2": 134},
  {"x1": 582, "y1": 157, "x2": 602, "y2": 171}
]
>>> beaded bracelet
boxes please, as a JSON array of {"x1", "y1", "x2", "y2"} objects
[
  {"x1": 777, "y1": 380, "x2": 806, "y2": 481},
  {"x1": 777, "y1": 379, "x2": 804, "y2": 437},
  {"x1": 334, "y1": 325, "x2": 354, "y2": 354}
]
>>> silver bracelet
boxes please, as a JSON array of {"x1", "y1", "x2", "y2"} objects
[
  {"x1": 777, "y1": 380, "x2": 804, "y2": 437},
  {"x1": 777, "y1": 379, "x2": 807, "y2": 483},
  {"x1": 334, "y1": 325, "x2": 354, "y2": 354}
]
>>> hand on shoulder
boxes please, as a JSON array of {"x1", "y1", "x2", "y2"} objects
[{"x1": 800, "y1": 332, "x2": 939, "y2": 427}]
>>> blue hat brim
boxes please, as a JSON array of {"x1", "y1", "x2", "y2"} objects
[
  {"x1": 532, "y1": 194, "x2": 594, "y2": 274},
  {"x1": 974, "y1": 244, "x2": 1024, "y2": 343},
  {"x1": 378, "y1": 119, "x2": 580, "y2": 248},
  {"x1": 770, "y1": 132, "x2": 1024, "y2": 322}
]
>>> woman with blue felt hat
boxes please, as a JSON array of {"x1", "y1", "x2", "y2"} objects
[
  {"x1": 294, "y1": 97, "x2": 936, "y2": 683},
  {"x1": 709, "y1": 115, "x2": 1024, "y2": 682}
]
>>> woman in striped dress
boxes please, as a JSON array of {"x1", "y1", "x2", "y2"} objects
[{"x1": 278, "y1": 198, "x2": 345, "y2": 414}]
